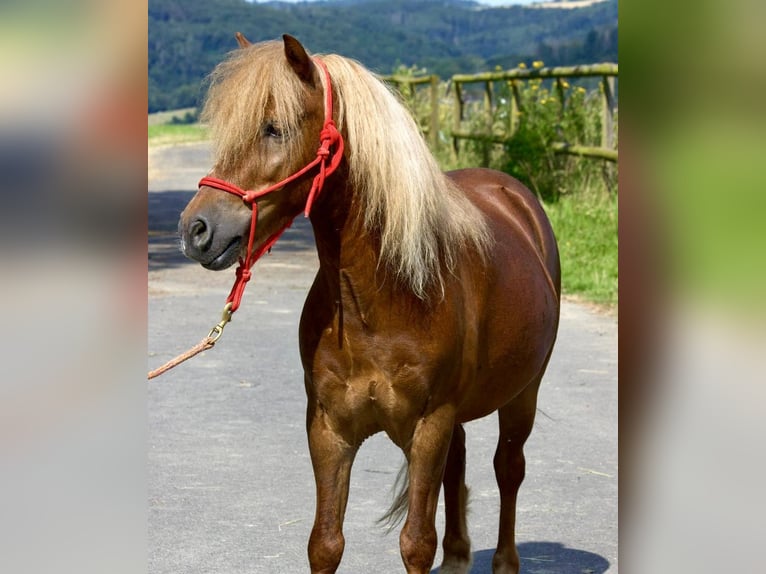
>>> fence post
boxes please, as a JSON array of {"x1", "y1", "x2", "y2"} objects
[
  {"x1": 555, "y1": 77, "x2": 566, "y2": 119},
  {"x1": 482, "y1": 81, "x2": 493, "y2": 166},
  {"x1": 601, "y1": 75, "x2": 615, "y2": 151},
  {"x1": 452, "y1": 81, "x2": 464, "y2": 159},
  {"x1": 510, "y1": 79, "x2": 523, "y2": 136},
  {"x1": 429, "y1": 75, "x2": 439, "y2": 149}
]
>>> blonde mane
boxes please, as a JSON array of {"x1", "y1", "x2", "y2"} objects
[{"x1": 202, "y1": 41, "x2": 491, "y2": 298}]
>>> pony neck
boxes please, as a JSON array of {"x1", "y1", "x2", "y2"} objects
[
  {"x1": 308, "y1": 174, "x2": 354, "y2": 267},
  {"x1": 307, "y1": 176, "x2": 386, "y2": 298}
]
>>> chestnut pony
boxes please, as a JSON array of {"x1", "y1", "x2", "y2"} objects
[{"x1": 179, "y1": 35, "x2": 560, "y2": 574}]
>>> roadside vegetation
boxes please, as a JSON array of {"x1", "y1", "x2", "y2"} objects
[{"x1": 148, "y1": 108, "x2": 208, "y2": 147}]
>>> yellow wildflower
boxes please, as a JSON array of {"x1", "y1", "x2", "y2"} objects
[
  {"x1": 532, "y1": 60, "x2": 544, "y2": 69},
  {"x1": 561, "y1": 80, "x2": 570, "y2": 89},
  {"x1": 518, "y1": 62, "x2": 527, "y2": 69}
]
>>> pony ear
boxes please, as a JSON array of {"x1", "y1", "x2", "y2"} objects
[
  {"x1": 283, "y1": 34, "x2": 317, "y2": 87},
  {"x1": 235, "y1": 32, "x2": 252, "y2": 49}
]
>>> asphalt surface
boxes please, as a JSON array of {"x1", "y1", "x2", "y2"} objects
[{"x1": 148, "y1": 143, "x2": 618, "y2": 573}]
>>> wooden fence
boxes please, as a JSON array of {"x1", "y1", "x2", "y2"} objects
[
  {"x1": 384, "y1": 74, "x2": 441, "y2": 149},
  {"x1": 385, "y1": 63, "x2": 618, "y2": 163}
]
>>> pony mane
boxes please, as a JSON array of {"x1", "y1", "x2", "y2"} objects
[{"x1": 202, "y1": 41, "x2": 491, "y2": 299}]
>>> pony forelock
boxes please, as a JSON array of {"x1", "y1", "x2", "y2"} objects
[{"x1": 201, "y1": 41, "x2": 308, "y2": 172}]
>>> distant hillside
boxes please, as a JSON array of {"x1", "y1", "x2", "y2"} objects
[{"x1": 149, "y1": 0, "x2": 617, "y2": 112}]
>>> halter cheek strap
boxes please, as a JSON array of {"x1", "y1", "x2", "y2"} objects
[{"x1": 198, "y1": 57, "x2": 344, "y2": 314}]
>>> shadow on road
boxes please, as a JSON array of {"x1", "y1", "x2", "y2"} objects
[
  {"x1": 148, "y1": 190, "x2": 195, "y2": 271},
  {"x1": 148, "y1": 189, "x2": 317, "y2": 271},
  {"x1": 430, "y1": 542, "x2": 610, "y2": 573},
  {"x1": 149, "y1": 190, "x2": 195, "y2": 233}
]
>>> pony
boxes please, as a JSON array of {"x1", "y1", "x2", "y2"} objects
[{"x1": 178, "y1": 34, "x2": 560, "y2": 574}]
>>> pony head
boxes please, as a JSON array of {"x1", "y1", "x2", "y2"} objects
[{"x1": 179, "y1": 35, "x2": 329, "y2": 270}]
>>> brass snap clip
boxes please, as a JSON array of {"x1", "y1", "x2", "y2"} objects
[{"x1": 207, "y1": 302, "x2": 233, "y2": 344}]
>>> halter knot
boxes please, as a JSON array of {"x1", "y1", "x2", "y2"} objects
[
  {"x1": 235, "y1": 266, "x2": 252, "y2": 283},
  {"x1": 318, "y1": 121, "x2": 341, "y2": 156},
  {"x1": 242, "y1": 191, "x2": 259, "y2": 205}
]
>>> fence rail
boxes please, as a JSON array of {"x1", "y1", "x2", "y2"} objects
[{"x1": 385, "y1": 63, "x2": 618, "y2": 164}]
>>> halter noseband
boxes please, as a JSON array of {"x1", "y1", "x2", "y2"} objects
[{"x1": 198, "y1": 57, "x2": 344, "y2": 314}]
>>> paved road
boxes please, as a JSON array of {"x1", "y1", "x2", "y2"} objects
[{"x1": 148, "y1": 143, "x2": 617, "y2": 573}]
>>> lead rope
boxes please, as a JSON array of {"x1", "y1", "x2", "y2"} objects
[{"x1": 148, "y1": 58, "x2": 343, "y2": 380}]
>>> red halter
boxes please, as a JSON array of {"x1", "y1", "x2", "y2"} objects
[{"x1": 198, "y1": 57, "x2": 344, "y2": 313}]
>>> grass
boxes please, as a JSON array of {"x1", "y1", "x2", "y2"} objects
[
  {"x1": 148, "y1": 123, "x2": 209, "y2": 147},
  {"x1": 543, "y1": 192, "x2": 618, "y2": 309},
  {"x1": 148, "y1": 108, "x2": 209, "y2": 147}
]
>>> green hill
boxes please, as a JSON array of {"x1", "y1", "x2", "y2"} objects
[{"x1": 149, "y1": 0, "x2": 617, "y2": 112}]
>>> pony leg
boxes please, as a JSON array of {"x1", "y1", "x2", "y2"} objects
[
  {"x1": 492, "y1": 380, "x2": 541, "y2": 574},
  {"x1": 439, "y1": 423, "x2": 472, "y2": 574},
  {"x1": 399, "y1": 406, "x2": 455, "y2": 574},
  {"x1": 306, "y1": 403, "x2": 358, "y2": 574}
]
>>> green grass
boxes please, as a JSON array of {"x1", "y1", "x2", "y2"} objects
[
  {"x1": 148, "y1": 108, "x2": 208, "y2": 147},
  {"x1": 543, "y1": 192, "x2": 618, "y2": 308},
  {"x1": 148, "y1": 123, "x2": 209, "y2": 147}
]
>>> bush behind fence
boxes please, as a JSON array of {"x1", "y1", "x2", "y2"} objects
[{"x1": 385, "y1": 61, "x2": 618, "y2": 202}]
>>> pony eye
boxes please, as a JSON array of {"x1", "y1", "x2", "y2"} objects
[{"x1": 264, "y1": 121, "x2": 284, "y2": 139}]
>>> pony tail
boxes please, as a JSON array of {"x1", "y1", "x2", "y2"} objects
[{"x1": 377, "y1": 462, "x2": 409, "y2": 532}]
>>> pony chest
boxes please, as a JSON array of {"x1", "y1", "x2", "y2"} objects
[
  {"x1": 310, "y1": 335, "x2": 435, "y2": 432},
  {"x1": 303, "y1": 273, "x2": 460, "y2": 432}
]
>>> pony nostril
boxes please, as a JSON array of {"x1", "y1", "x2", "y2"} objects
[{"x1": 189, "y1": 216, "x2": 213, "y2": 252}]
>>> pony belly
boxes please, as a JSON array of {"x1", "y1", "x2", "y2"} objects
[
  {"x1": 454, "y1": 364, "x2": 543, "y2": 423},
  {"x1": 454, "y1": 296, "x2": 559, "y2": 423}
]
